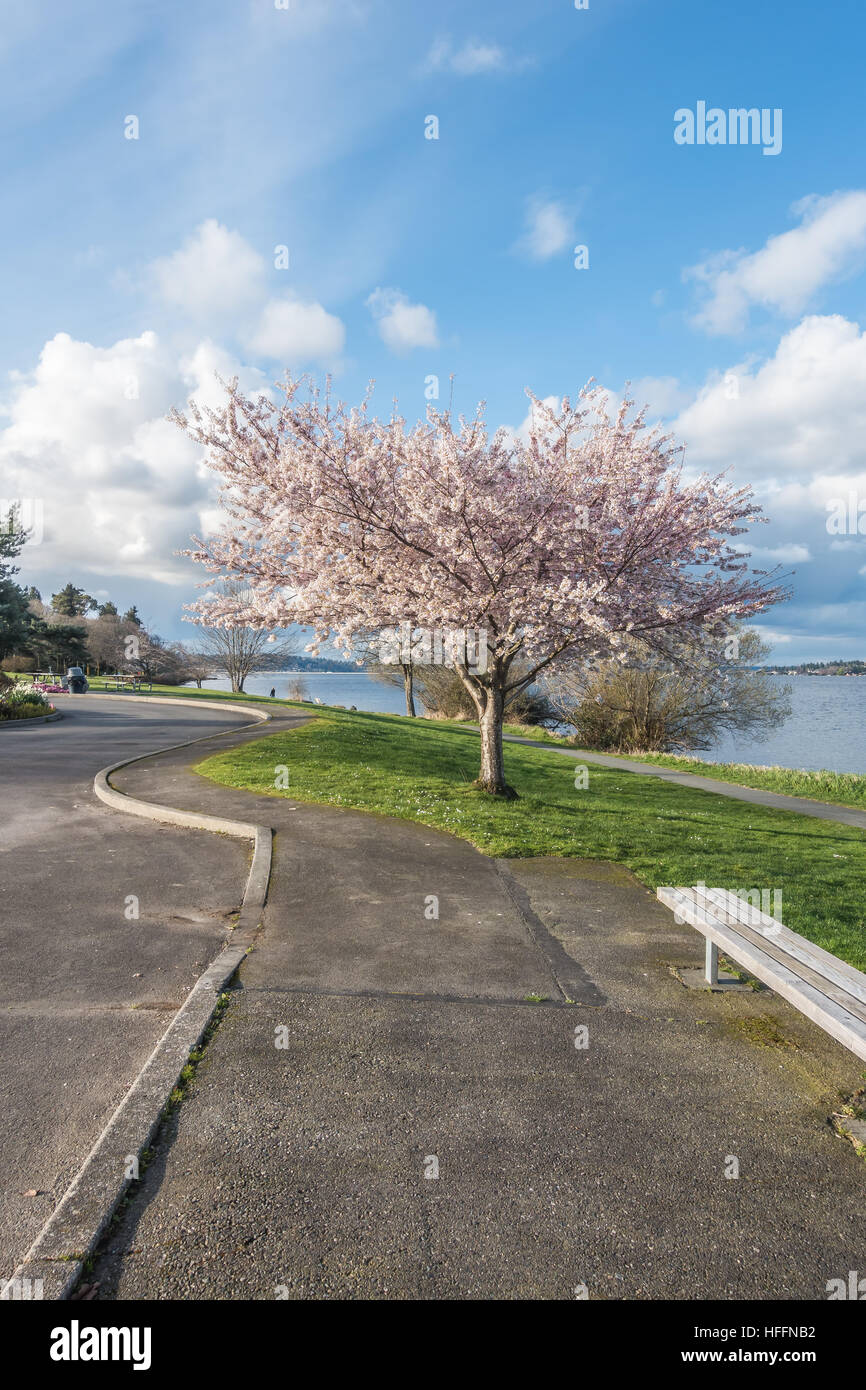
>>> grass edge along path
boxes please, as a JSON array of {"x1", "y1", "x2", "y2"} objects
[
  {"x1": 494, "y1": 723, "x2": 866, "y2": 812},
  {"x1": 619, "y1": 751, "x2": 866, "y2": 812},
  {"x1": 193, "y1": 707, "x2": 866, "y2": 974}
]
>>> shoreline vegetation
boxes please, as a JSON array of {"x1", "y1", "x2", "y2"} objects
[
  {"x1": 760, "y1": 660, "x2": 866, "y2": 676},
  {"x1": 615, "y1": 752, "x2": 866, "y2": 811},
  {"x1": 193, "y1": 707, "x2": 866, "y2": 973}
]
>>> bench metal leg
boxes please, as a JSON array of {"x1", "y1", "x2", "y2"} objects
[{"x1": 705, "y1": 939, "x2": 719, "y2": 986}]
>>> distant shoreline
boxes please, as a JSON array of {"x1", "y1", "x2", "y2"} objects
[
  {"x1": 197, "y1": 670, "x2": 367, "y2": 679},
  {"x1": 209, "y1": 670, "x2": 365, "y2": 677},
  {"x1": 761, "y1": 667, "x2": 866, "y2": 677}
]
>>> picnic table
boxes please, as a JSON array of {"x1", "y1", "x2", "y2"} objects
[{"x1": 105, "y1": 674, "x2": 153, "y2": 692}]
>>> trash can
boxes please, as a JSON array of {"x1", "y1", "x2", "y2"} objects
[{"x1": 66, "y1": 666, "x2": 89, "y2": 694}]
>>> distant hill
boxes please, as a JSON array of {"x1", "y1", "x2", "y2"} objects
[{"x1": 260, "y1": 654, "x2": 363, "y2": 673}]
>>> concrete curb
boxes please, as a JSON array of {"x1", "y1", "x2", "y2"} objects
[
  {"x1": 0, "y1": 709, "x2": 63, "y2": 728},
  {"x1": 92, "y1": 696, "x2": 272, "y2": 839},
  {"x1": 1, "y1": 696, "x2": 279, "y2": 1302}
]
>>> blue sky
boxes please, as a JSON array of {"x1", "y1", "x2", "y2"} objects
[{"x1": 2, "y1": 0, "x2": 866, "y2": 661}]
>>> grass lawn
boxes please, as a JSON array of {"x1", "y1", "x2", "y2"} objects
[
  {"x1": 194, "y1": 707, "x2": 866, "y2": 972},
  {"x1": 494, "y1": 722, "x2": 866, "y2": 811},
  {"x1": 462, "y1": 718, "x2": 866, "y2": 811},
  {"x1": 84, "y1": 676, "x2": 284, "y2": 703}
]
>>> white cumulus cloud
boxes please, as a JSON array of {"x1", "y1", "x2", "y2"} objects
[
  {"x1": 734, "y1": 543, "x2": 812, "y2": 564},
  {"x1": 149, "y1": 219, "x2": 346, "y2": 365},
  {"x1": 674, "y1": 314, "x2": 866, "y2": 476},
  {"x1": 150, "y1": 219, "x2": 267, "y2": 326},
  {"x1": 0, "y1": 330, "x2": 265, "y2": 585},
  {"x1": 246, "y1": 296, "x2": 345, "y2": 363},
  {"x1": 514, "y1": 197, "x2": 574, "y2": 261},
  {"x1": 426, "y1": 37, "x2": 513, "y2": 75},
  {"x1": 686, "y1": 190, "x2": 866, "y2": 334},
  {"x1": 366, "y1": 287, "x2": 439, "y2": 354}
]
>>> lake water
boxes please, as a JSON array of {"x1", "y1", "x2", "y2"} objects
[
  {"x1": 194, "y1": 670, "x2": 418, "y2": 718},
  {"x1": 193, "y1": 671, "x2": 866, "y2": 774},
  {"x1": 701, "y1": 675, "x2": 866, "y2": 774}
]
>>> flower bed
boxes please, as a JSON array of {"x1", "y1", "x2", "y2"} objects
[{"x1": 0, "y1": 683, "x2": 55, "y2": 721}]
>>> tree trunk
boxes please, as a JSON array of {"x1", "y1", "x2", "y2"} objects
[
  {"x1": 402, "y1": 662, "x2": 416, "y2": 717},
  {"x1": 475, "y1": 685, "x2": 516, "y2": 797}
]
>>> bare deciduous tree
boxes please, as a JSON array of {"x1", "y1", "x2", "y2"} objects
[
  {"x1": 370, "y1": 658, "x2": 555, "y2": 725},
  {"x1": 191, "y1": 581, "x2": 296, "y2": 692},
  {"x1": 546, "y1": 627, "x2": 791, "y2": 753},
  {"x1": 175, "y1": 647, "x2": 217, "y2": 688},
  {"x1": 85, "y1": 614, "x2": 142, "y2": 674}
]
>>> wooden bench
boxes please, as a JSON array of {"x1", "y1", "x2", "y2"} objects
[{"x1": 657, "y1": 884, "x2": 866, "y2": 1063}]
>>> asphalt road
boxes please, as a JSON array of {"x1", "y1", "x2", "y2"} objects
[
  {"x1": 0, "y1": 695, "x2": 253, "y2": 1276},
  {"x1": 88, "y1": 725, "x2": 866, "y2": 1300}
]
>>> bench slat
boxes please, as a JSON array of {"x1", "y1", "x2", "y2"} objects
[
  {"x1": 661, "y1": 887, "x2": 866, "y2": 1018},
  {"x1": 657, "y1": 887, "x2": 866, "y2": 1061},
  {"x1": 672, "y1": 888, "x2": 866, "y2": 1021},
  {"x1": 693, "y1": 886, "x2": 866, "y2": 1004}
]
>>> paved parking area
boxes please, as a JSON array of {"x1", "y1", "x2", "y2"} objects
[{"x1": 0, "y1": 696, "x2": 252, "y2": 1272}]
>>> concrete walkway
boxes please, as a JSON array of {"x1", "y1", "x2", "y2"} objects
[
  {"x1": 88, "y1": 717, "x2": 865, "y2": 1300},
  {"x1": 0, "y1": 696, "x2": 258, "y2": 1275}
]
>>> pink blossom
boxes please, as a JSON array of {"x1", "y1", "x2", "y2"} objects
[{"x1": 172, "y1": 376, "x2": 788, "y2": 795}]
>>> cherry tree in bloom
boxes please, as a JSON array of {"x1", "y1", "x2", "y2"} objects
[{"x1": 172, "y1": 376, "x2": 788, "y2": 796}]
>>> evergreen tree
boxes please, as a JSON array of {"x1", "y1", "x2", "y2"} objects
[
  {"x1": 50, "y1": 583, "x2": 97, "y2": 617},
  {"x1": 0, "y1": 507, "x2": 32, "y2": 661}
]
